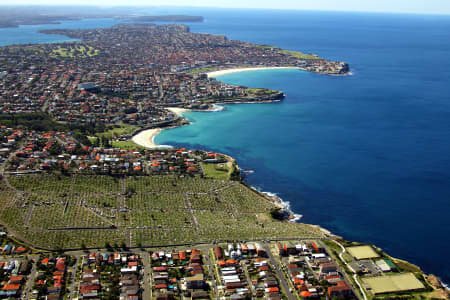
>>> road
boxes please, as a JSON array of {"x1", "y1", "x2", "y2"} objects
[
  {"x1": 333, "y1": 240, "x2": 367, "y2": 300},
  {"x1": 0, "y1": 142, "x2": 24, "y2": 190},
  {"x1": 22, "y1": 255, "x2": 38, "y2": 300},
  {"x1": 263, "y1": 243, "x2": 296, "y2": 300},
  {"x1": 68, "y1": 256, "x2": 80, "y2": 299},
  {"x1": 137, "y1": 250, "x2": 151, "y2": 300},
  {"x1": 204, "y1": 251, "x2": 218, "y2": 298},
  {"x1": 241, "y1": 260, "x2": 256, "y2": 298}
]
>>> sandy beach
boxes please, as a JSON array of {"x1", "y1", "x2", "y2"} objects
[
  {"x1": 206, "y1": 66, "x2": 299, "y2": 78},
  {"x1": 131, "y1": 128, "x2": 167, "y2": 149},
  {"x1": 131, "y1": 107, "x2": 190, "y2": 149},
  {"x1": 166, "y1": 107, "x2": 189, "y2": 116}
]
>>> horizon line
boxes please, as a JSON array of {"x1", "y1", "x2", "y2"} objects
[{"x1": 0, "y1": 4, "x2": 450, "y2": 17}]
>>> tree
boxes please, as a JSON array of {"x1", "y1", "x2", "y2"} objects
[
  {"x1": 105, "y1": 242, "x2": 113, "y2": 251},
  {"x1": 121, "y1": 241, "x2": 128, "y2": 250},
  {"x1": 93, "y1": 137, "x2": 100, "y2": 147},
  {"x1": 48, "y1": 142, "x2": 60, "y2": 156}
]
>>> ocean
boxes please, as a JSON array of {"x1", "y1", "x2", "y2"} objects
[{"x1": 0, "y1": 7, "x2": 449, "y2": 283}]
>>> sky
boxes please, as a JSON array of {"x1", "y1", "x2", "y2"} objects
[{"x1": 1, "y1": 0, "x2": 450, "y2": 15}]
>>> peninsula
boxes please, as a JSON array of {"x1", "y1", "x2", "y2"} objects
[
  {"x1": 0, "y1": 22, "x2": 448, "y2": 300},
  {"x1": 127, "y1": 15, "x2": 204, "y2": 22},
  {"x1": 0, "y1": 6, "x2": 205, "y2": 28}
]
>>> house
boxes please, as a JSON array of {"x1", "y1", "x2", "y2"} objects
[
  {"x1": 328, "y1": 280, "x2": 352, "y2": 298},
  {"x1": 190, "y1": 250, "x2": 201, "y2": 263},
  {"x1": 2, "y1": 284, "x2": 20, "y2": 292},
  {"x1": 154, "y1": 283, "x2": 168, "y2": 290},
  {"x1": 277, "y1": 243, "x2": 287, "y2": 256},
  {"x1": 8, "y1": 275, "x2": 24, "y2": 284},
  {"x1": 247, "y1": 244, "x2": 256, "y2": 256},
  {"x1": 185, "y1": 273, "x2": 205, "y2": 290},
  {"x1": 320, "y1": 262, "x2": 337, "y2": 274},
  {"x1": 191, "y1": 290, "x2": 209, "y2": 299},
  {"x1": 214, "y1": 247, "x2": 223, "y2": 260},
  {"x1": 255, "y1": 243, "x2": 266, "y2": 257},
  {"x1": 310, "y1": 242, "x2": 324, "y2": 253},
  {"x1": 240, "y1": 244, "x2": 248, "y2": 255},
  {"x1": 156, "y1": 292, "x2": 175, "y2": 300},
  {"x1": 284, "y1": 242, "x2": 298, "y2": 255}
]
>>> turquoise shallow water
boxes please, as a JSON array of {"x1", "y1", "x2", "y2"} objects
[{"x1": 0, "y1": 8, "x2": 449, "y2": 282}]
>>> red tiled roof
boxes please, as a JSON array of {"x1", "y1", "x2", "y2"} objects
[{"x1": 2, "y1": 284, "x2": 20, "y2": 291}]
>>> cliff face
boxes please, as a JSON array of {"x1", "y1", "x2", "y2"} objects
[
  {"x1": 340, "y1": 63, "x2": 350, "y2": 74},
  {"x1": 274, "y1": 92, "x2": 285, "y2": 100}
]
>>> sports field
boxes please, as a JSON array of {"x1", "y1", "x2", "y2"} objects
[
  {"x1": 363, "y1": 273, "x2": 425, "y2": 294},
  {"x1": 347, "y1": 245, "x2": 380, "y2": 260}
]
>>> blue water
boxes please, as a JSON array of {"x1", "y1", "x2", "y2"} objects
[
  {"x1": 0, "y1": 8, "x2": 449, "y2": 283},
  {"x1": 158, "y1": 10, "x2": 450, "y2": 283},
  {"x1": 0, "y1": 18, "x2": 125, "y2": 46}
]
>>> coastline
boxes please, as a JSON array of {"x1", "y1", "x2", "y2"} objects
[
  {"x1": 206, "y1": 66, "x2": 300, "y2": 78},
  {"x1": 130, "y1": 99, "x2": 304, "y2": 224},
  {"x1": 129, "y1": 69, "x2": 449, "y2": 291},
  {"x1": 1, "y1": 13, "x2": 448, "y2": 291},
  {"x1": 166, "y1": 107, "x2": 190, "y2": 117},
  {"x1": 139, "y1": 104, "x2": 305, "y2": 225},
  {"x1": 131, "y1": 128, "x2": 168, "y2": 149},
  {"x1": 255, "y1": 187, "x2": 303, "y2": 223},
  {"x1": 131, "y1": 107, "x2": 190, "y2": 149}
]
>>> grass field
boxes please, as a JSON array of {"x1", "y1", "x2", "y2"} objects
[
  {"x1": 246, "y1": 88, "x2": 279, "y2": 96},
  {"x1": 281, "y1": 49, "x2": 321, "y2": 60},
  {"x1": 187, "y1": 66, "x2": 218, "y2": 73},
  {"x1": 347, "y1": 245, "x2": 380, "y2": 260},
  {"x1": 201, "y1": 163, "x2": 231, "y2": 180},
  {"x1": 111, "y1": 140, "x2": 146, "y2": 151},
  {"x1": 0, "y1": 174, "x2": 322, "y2": 249},
  {"x1": 97, "y1": 124, "x2": 140, "y2": 139},
  {"x1": 88, "y1": 137, "x2": 145, "y2": 151},
  {"x1": 363, "y1": 273, "x2": 425, "y2": 294},
  {"x1": 253, "y1": 45, "x2": 321, "y2": 60}
]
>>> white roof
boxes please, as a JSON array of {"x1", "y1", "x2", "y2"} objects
[
  {"x1": 312, "y1": 253, "x2": 327, "y2": 259},
  {"x1": 376, "y1": 260, "x2": 391, "y2": 272}
]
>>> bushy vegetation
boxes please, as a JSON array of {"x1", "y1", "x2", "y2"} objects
[{"x1": 0, "y1": 112, "x2": 108, "y2": 145}]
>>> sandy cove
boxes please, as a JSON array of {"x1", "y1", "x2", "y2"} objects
[
  {"x1": 206, "y1": 66, "x2": 299, "y2": 77},
  {"x1": 131, "y1": 128, "x2": 165, "y2": 149},
  {"x1": 131, "y1": 107, "x2": 189, "y2": 149},
  {"x1": 131, "y1": 68, "x2": 290, "y2": 149},
  {"x1": 166, "y1": 107, "x2": 189, "y2": 117}
]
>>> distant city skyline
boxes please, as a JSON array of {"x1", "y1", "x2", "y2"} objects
[{"x1": 1, "y1": 0, "x2": 450, "y2": 15}]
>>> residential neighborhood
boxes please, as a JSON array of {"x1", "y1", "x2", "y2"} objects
[
  {"x1": 0, "y1": 24, "x2": 347, "y2": 126},
  {"x1": 0, "y1": 126, "x2": 226, "y2": 176},
  {"x1": 275, "y1": 241, "x2": 354, "y2": 299},
  {"x1": 0, "y1": 17, "x2": 448, "y2": 300},
  {"x1": 0, "y1": 224, "x2": 446, "y2": 300}
]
